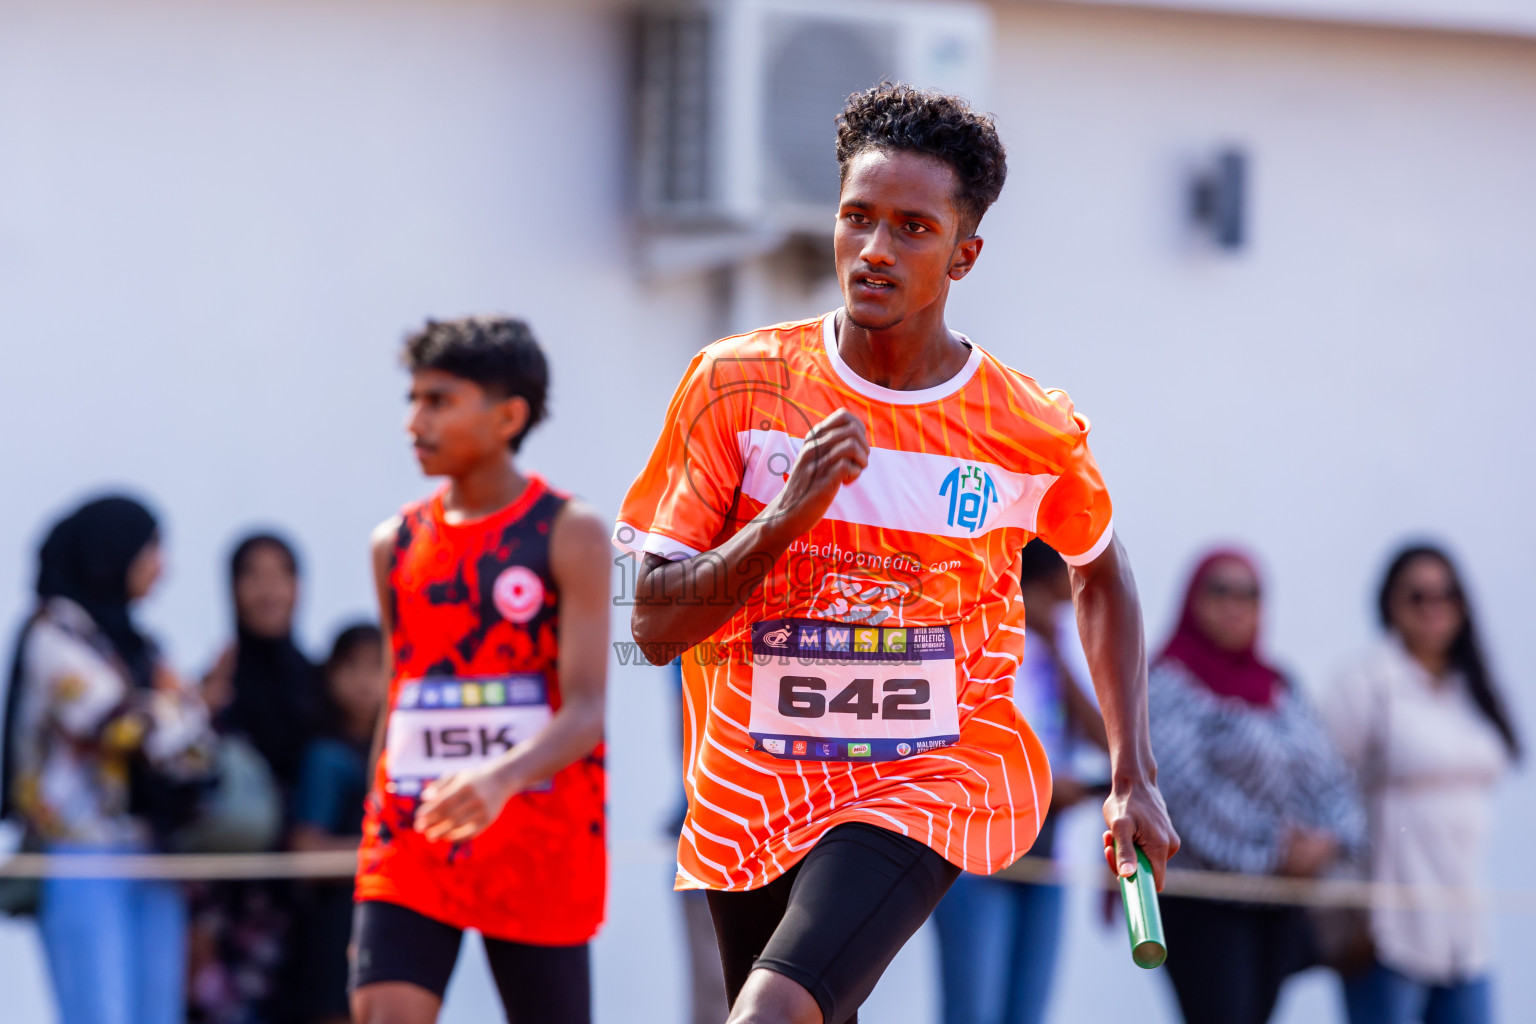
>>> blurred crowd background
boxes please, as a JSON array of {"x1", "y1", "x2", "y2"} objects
[{"x1": 1, "y1": 0, "x2": 1532, "y2": 1022}]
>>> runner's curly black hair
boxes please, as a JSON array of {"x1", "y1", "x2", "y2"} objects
[
  {"x1": 835, "y1": 82, "x2": 1007, "y2": 235},
  {"x1": 403, "y1": 316, "x2": 548, "y2": 452}
]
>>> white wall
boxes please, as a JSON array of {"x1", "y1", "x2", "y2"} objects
[
  {"x1": 0, "y1": 0, "x2": 713, "y2": 663},
  {"x1": 0, "y1": 1, "x2": 1533, "y2": 1022},
  {"x1": 1053, "y1": 0, "x2": 1536, "y2": 39}
]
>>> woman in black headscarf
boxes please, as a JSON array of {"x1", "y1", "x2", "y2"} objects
[
  {"x1": 205, "y1": 534, "x2": 324, "y2": 795},
  {"x1": 189, "y1": 532, "x2": 323, "y2": 1024},
  {"x1": 3, "y1": 495, "x2": 211, "y2": 1024}
]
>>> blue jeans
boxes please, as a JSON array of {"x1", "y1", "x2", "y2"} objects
[
  {"x1": 932, "y1": 871, "x2": 1065, "y2": 1024},
  {"x1": 1343, "y1": 961, "x2": 1492, "y2": 1024},
  {"x1": 38, "y1": 847, "x2": 188, "y2": 1024}
]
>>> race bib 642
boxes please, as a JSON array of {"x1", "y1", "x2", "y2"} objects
[{"x1": 747, "y1": 617, "x2": 960, "y2": 763}]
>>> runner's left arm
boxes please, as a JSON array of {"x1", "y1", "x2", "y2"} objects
[
  {"x1": 1070, "y1": 535, "x2": 1181, "y2": 890},
  {"x1": 416, "y1": 499, "x2": 610, "y2": 843}
]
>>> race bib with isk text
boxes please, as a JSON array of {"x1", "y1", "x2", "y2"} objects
[
  {"x1": 385, "y1": 675, "x2": 552, "y2": 796},
  {"x1": 748, "y1": 618, "x2": 961, "y2": 762}
]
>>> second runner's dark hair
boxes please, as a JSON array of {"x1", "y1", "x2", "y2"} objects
[
  {"x1": 403, "y1": 316, "x2": 549, "y2": 452},
  {"x1": 835, "y1": 82, "x2": 1008, "y2": 235}
]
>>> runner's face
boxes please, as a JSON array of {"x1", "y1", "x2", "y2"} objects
[
  {"x1": 406, "y1": 369, "x2": 527, "y2": 476},
  {"x1": 834, "y1": 148, "x2": 977, "y2": 331}
]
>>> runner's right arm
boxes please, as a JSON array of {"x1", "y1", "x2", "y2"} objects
[{"x1": 631, "y1": 408, "x2": 869, "y2": 664}]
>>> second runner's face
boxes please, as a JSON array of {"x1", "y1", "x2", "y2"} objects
[
  {"x1": 834, "y1": 148, "x2": 978, "y2": 331},
  {"x1": 406, "y1": 369, "x2": 526, "y2": 477}
]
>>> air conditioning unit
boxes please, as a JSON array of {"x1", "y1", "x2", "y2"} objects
[{"x1": 635, "y1": 0, "x2": 992, "y2": 237}]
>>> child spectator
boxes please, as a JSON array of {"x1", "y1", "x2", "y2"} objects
[
  {"x1": 289, "y1": 623, "x2": 386, "y2": 1024},
  {"x1": 931, "y1": 540, "x2": 1107, "y2": 1024}
]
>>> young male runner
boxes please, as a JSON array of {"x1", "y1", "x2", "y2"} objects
[
  {"x1": 616, "y1": 84, "x2": 1179, "y2": 1024},
  {"x1": 351, "y1": 317, "x2": 609, "y2": 1024}
]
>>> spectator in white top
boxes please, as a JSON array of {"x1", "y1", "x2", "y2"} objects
[{"x1": 1322, "y1": 544, "x2": 1519, "y2": 1024}]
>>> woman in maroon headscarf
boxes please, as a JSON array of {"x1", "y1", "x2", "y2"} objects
[{"x1": 1148, "y1": 549, "x2": 1363, "y2": 1024}]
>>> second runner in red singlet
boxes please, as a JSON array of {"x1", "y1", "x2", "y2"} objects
[{"x1": 350, "y1": 317, "x2": 612, "y2": 1024}]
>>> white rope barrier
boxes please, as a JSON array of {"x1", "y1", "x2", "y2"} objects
[
  {"x1": 0, "y1": 841, "x2": 683, "y2": 881},
  {"x1": 993, "y1": 855, "x2": 1536, "y2": 915},
  {"x1": 3, "y1": 842, "x2": 1533, "y2": 916},
  {"x1": 0, "y1": 849, "x2": 359, "y2": 881}
]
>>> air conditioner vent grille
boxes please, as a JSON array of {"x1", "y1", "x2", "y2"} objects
[
  {"x1": 637, "y1": 11, "x2": 714, "y2": 211},
  {"x1": 762, "y1": 15, "x2": 896, "y2": 207}
]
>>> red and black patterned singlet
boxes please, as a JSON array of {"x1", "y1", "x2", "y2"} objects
[{"x1": 356, "y1": 474, "x2": 606, "y2": 944}]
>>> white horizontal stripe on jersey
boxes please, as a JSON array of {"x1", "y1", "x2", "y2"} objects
[
  {"x1": 735, "y1": 428, "x2": 1058, "y2": 539},
  {"x1": 1059, "y1": 518, "x2": 1115, "y2": 566},
  {"x1": 611, "y1": 520, "x2": 701, "y2": 561}
]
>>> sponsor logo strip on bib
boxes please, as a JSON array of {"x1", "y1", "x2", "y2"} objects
[{"x1": 748, "y1": 617, "x2": 961, "y2": 763}]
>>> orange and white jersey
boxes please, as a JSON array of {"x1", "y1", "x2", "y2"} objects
[{"x1": 615, "y1": 312, "x2": 1114, "y2": 890}]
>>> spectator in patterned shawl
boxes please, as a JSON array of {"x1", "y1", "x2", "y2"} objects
[
  {"x1": 2, "y1": 494, "x2": 212, "y2": 1024},
  {"x1": 1148, "y1": 548, "x2": 1364, "y2": 1024}
]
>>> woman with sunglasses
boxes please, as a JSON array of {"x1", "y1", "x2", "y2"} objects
[
  {"x1": 1148, "y1": 549, "x2": 1364, "y2": 1024},
  {"x1": 1322, "y1": 545, "x2": 1520, "y2": 1024}
]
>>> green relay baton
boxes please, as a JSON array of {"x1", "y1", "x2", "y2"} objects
[{"x1": 1118, "y1": 845, "x2": 1167, "y2": 969}]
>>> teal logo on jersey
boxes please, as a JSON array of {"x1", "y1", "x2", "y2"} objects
[{"x1": 940, "y1": 465, "x2": 999, "y2": 532}]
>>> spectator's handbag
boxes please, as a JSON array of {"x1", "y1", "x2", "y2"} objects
[
  {"x1": 129, "y1": 751, "x2": 212, "y2": 844},
  {"x1": 1309, "y1": 678, "x2": 1386, "y2": 977},
  {"x1": 170, "y1": 734, "x2": 282, "y2": 854},
  {"x1": 1309, "y1": 862, "x2": 1375, "y2": 976},
  {"x1": 0, "y1": 830, "x2": 42, "y2": 917},
  {"x1": 0, "y1": 621, "x2": 41, "y2": 915}
]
